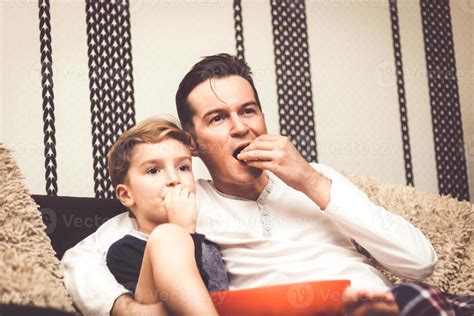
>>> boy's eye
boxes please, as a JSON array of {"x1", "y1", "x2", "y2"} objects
[
  {"x1": 147, "y1": 167, "x2": 159, "y2": 175},
  {"x1": 178, "y1": 165, "x2": 190, "y2": 172}
]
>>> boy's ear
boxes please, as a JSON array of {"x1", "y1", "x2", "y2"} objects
[
  {"x1": 189, "y1": 138, "x2": 199, "y2": 157},
  {"x1": 116, "y1": 184, "x2": 134, "y2": 208}
]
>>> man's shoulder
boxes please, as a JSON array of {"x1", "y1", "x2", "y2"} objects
[
  {"x1": 196, "y1": 178, "x2": 215, "y2": 196},
  {"x1": 94, "y1": 212, "x2": 136, "y2": 250},
  {"x1": 98, "y1": 211, "x2": 135, "y2": 232},
  {"x1": 196, "y1": 178, "x2": 213, "y2": 188}
]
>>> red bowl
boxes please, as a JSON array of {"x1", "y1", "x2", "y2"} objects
[{"x1": 211, "y1": 280, "x2": 350, "y2": 315}]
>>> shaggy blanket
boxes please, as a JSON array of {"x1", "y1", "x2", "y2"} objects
[
  {"x1": 346, "y1": 172, "x2": 473, "y2": 295},
  {"x1": 0, "y1": 145, "x2": 76, "y2": 312}
]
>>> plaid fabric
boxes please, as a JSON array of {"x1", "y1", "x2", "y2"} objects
[{"x1": 391, "y1": 282, "x2": 474, "y2": 316}]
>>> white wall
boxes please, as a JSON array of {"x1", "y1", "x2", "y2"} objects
[{"x1": 1, "y1": 0, "x2": 472, "y2": 200}]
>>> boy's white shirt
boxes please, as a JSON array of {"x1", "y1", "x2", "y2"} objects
[{"x1": 61, "y1": 163, "x2": 437, "y2": 316}]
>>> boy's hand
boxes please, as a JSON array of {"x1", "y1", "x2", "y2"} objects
[{"x1": 164, "y1": 184, "x2": 197, "y2": 233}]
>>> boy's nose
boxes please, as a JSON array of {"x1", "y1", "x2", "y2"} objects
[{"x1": 165, "y1": 171, "x2": 180, "y2": 187}]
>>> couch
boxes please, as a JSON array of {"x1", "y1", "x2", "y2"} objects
[{"x1": 1, "y1": 145, "x2": 472, "y2": 315}]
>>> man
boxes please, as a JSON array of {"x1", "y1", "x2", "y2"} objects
[{"x1": 63, "y1": 54, "x2": 446, "y2": 316}]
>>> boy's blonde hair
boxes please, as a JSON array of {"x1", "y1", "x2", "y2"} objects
[{"x1": 107, "y1": 117, "x2": 191, "y2": 188}]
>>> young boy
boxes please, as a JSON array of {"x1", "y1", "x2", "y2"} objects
[{"x1": 105, "y1": 117, "x2": 228, "y2": 315}]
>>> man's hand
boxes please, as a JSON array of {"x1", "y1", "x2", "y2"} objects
[
  {"x1": 164, "y1": 185, "x2": 197, "y2": 233},
  {"x1": 111, "y1": 293, "x2": 167, "y2": 316},
  {"x1": 343, "y1": 288, "x2": 400, "y2": 316},
  {"x1": 238, "y1": 135, "x2": 332, "y2": 209}
]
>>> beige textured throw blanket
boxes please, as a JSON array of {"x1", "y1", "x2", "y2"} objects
[
  {"x1": 0, "y1": 145, "x2": 75, "y2": 312},
  {"x1": 346, "y1": 172, "x2": 473, "y2": 295}
]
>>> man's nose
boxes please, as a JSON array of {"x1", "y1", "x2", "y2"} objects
[{"x1": 230, "y1": 114, "x2": 249, "y2": 137}]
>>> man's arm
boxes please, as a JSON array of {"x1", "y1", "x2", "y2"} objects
[
  {"x1": 239, "y1": 135, "x2": 437, "y2": 279},
  {"x1": 309, "y1": 163, "x2": 437, "y2": 279},
  {"x1": 111, "y1": 292, "x2": 166, "y2": 316},
  {"x1": 61, "y1": 212, "x2": 162, "y2": 316}
]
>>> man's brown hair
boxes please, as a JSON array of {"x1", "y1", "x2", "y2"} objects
[
  {"x1": 175, "y1": 53, "x2": 261, "y2": 132},
  {"x1": 107, "y1": 117, "x2": 191, "y2": 189}
]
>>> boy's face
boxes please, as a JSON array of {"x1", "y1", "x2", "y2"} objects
[
  {"x1": 117, "y1": 138, "x2": 195, "y2": 230},
  {"x1": 188, "y1": 75, "x2": 268, "y2": 196}
]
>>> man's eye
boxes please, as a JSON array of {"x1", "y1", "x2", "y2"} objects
[
  {"x1": 210, "y1": 115, "x2": 223, "y2": 124},
  {"x1": 178, "y1": 165, "x2": 190, "y2": 172},
  {"x1": 241, "y1": 108, "x2": 256, "y2": 115},
  {"x1": 147, "y1": 167, "x2": 159, "y2": 174}
]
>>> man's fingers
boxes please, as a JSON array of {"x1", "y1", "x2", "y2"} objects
[
  {"x1": 252, "y1": 134, "x2": 282, "y2": 142},
  {"x1": 241, "y1": 140, "x2": 276, "y2": 153},
  {"x1": 343, "y1": 289, "x2": 394, "y2": 307},
  {"x1": 238, "y1": 150, "x2": 274, "y2": 162},
  {"x1": 242, "y1": 160, "x2": 274, "y2": 171}
]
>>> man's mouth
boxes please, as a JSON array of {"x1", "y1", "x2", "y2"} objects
[{"x1": 232, "y1": 143, "x2": 249, "y2": 162}]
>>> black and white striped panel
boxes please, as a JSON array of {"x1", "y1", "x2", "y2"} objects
[
  {"x1": 420, "y1": 0, "x2": 470, "y2": 201},
  {"x1": 85, "y1": 0, "x2": 136, "y2": 199},
  {"x1": 388, "y1": 0, "x2": 414, "y2": 187},
  {"x1": 233, "y1": 0, "x2": 245, "y2": 61},
  {"x1": 38, "y1": 0, "x2": 58, "y2": 196},
  {"x1": 270, "y1": 0, "x2": 318, "y2": 163}
]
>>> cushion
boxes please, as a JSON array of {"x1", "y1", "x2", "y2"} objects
[
  {"x1": 0, "y1": 303, "x2": 76, "y2": 316},
  {"x1": 32, "y1": 194, "x2": 126, "y2": 259},
  {"x1": 0, "y1": 145, "x2": 76, "y2": 313},
  {"x1": 345, "y1": 172, "x2": 473, "y2": 295}
]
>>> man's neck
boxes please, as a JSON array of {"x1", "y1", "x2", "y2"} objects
[{"x1": 212, "y1": 172, "x2": 269, "y2": 201}]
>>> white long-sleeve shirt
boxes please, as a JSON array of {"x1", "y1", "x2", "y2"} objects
[{"x1": 61, "y1": 163, "x2": 437, "y2": 316}]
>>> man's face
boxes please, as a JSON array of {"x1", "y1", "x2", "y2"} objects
[
  {"x1": 121, "y1": 138, "x2": 195, "y2": 232},
  {"x1": 188, "y1": 75, "x2": 268, "y2": 196}
]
